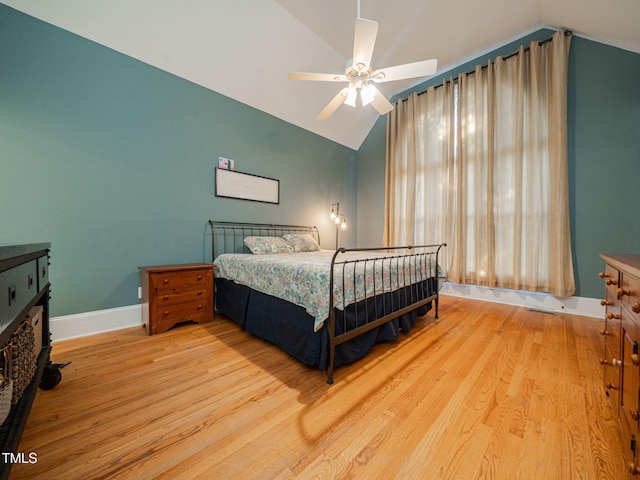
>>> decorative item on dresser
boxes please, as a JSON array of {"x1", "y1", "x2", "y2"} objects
[
  {"x1": 599, "y1": 253, "x2": 640, "y2": 477},
  {"x1": 0, "y1": 243, "x2": 55, "y2": 480},
  {"x1": 139, "y1": 264, "x2": 214, "y2": 335}
]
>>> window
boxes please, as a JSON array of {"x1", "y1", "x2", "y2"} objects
[{"x1": 384, "y1": 31, "x2": 575, "y2": 296}]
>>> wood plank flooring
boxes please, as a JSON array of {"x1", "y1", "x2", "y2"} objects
[{"x1": 11, "y1": 296, "x2": 627, "y2": 479}]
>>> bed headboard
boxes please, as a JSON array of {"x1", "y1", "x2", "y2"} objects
[{"x1": 208, "y1": 220, "x2": 320, "y2": 260}]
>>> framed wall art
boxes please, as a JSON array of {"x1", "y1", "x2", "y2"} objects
[{"x1": 215, "y1": 167, "x2": 279, "y2": 204}]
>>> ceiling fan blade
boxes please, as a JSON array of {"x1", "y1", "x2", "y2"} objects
[
  {"x1": 317, "y1": 88, "x2": 349, "y2": 120},
  {"x1": 353, "y1": 18, "x2": 378, "y2": 70},
  {"x1": 288, "y1": 72, "x2": 348, "y2": 82},
  {"x1": 371, "y1": 58, "x2": 438, "y2": 83},
  {"x1": 368, "y1": 85, "x2": 394, "y2": 115}
]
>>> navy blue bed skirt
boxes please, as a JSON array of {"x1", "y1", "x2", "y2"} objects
[{"x1": 215, "y1": 278, "x2": 434, "y2": 370}]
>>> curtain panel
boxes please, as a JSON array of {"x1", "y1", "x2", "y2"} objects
[{"x1": 384, "y1": 30, "x2": 575, "y2": 296}]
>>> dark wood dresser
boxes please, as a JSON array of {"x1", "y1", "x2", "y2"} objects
[
  {"x1": 599, "y1": 254, "x2": 640, "y2": 477},
  {"x1": 0, "y1": 243, "x2": 52, "y2": 479},
  {"x1": 139, "y1": 264, "x2": 214, "y2": 335}
]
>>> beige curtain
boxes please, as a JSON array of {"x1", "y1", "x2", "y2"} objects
[{"x1": 384, "y1": 30, "x2": 575, "y2": 296}]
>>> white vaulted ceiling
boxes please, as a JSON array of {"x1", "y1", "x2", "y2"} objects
[{"x1": 3, "y1": 0, "x2": 639, "y2": 150}]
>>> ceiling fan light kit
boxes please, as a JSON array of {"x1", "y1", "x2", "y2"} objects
[{"x1": 288, "y1": 3, "x2": 437, "y2": 120}]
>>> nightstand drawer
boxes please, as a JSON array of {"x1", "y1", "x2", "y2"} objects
[
  {"x1": 154, "y1": 270, "x2": 210, "y2": 289},
  {"x1": 157, "y1": 286, "x2": 209, "y2": 307},
  {"x1": 155, "y1": 302, "x2": 208, "y2": 333}
]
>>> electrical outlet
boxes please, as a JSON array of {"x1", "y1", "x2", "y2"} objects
[{"x1": 138, "y1": 287, "x2": 142, "y2": 299}]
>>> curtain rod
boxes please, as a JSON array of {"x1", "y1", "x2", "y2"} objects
[{"x1": 412, "y1": 29, "x2": 573, "y2": 96}]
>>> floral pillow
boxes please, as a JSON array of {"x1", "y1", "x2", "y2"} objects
[
  {"x1": 244, "y1": 236, "x2": 294, "y2": 255},
  {"x1": 283, "y1": 233, "x2": 321, "y2": 252}
]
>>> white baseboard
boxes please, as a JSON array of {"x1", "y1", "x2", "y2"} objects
[
  {"x1": 440, "y1": 282, "x2": 604, "y2": 318},
  {"x1": 50, "y1": 304, "x2": 142, "y2": 342},
  {"x1": 49, "y1": 285, "x2": 603, "y2": 342}
]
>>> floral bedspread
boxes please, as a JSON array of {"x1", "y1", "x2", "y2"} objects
[{"x1": 214, "y1": 250, "x2": 438, "y2": 331}]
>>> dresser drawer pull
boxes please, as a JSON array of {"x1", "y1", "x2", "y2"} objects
[
  {"x1": 163, "y1": 311, "x2": 169, "y2": 316},
  {"x1": 606, "y1": 278, "x2": 618, "y2": 286},
  {"x1": 601, "y1": 299, "x2": 612, "y2": 306},
  {"x1": 599, "y1": 329, "x2": 609, "y2": 336},
  {"x1": 8, "y1": 284, "x2": 16, "y2": 305},
  {"x1": 197, "y1": 275, "x2": 202, "y2": 280},
  {"x1": 633, "y1": 302, "x2": 640, "y2": 314},
  {"x1": 163, "y1": 295, "x2": 169, "y2": 300},
  {"x1": 618, "y1": 287, "x2": 630, "y2": 297},
  {"x1": 197, "y1": 305, "x2": 203, "y2": 310},
  {"x1": 163, "y1": 279, "x2": 169, "y2": 285},
  {"x1": 599, "y1": 272, "x2": 611, "y2": 279},
  {"x1": 629, "y1": 462, "x2": 640, "y2": 476},
  {"x1": 632, "y1": 354, "x2": 640, "y2": 366},
  {"x1": 606, "y1": 381, "x2": 619, "y2": 390},
  {"x1": 607, "y1": 312, "x2": 621, "y2": 320},
  {"x1": 198, "y1": 290, "x2": 203, "y2": 295}
]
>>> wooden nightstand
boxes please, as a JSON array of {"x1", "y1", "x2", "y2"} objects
[{"x1": 139, "y1": 263, "x2": 214, "y2": 335}]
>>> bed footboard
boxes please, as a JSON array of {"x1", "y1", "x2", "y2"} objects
[{"x1": 326, "y1": 244, "x2": 446, "y2": 384}]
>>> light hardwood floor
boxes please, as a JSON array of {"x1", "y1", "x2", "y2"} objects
[{"x1": 11, "y1": 296, "x2": 627, "y2": 479}]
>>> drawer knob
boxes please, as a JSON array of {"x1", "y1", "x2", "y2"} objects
[
  {"x1": 606, "y1": 278, "x2": 618, "y2": 286},
  {"x1": 163, "y1": 295, "x2": 169, "y2": 300},
  {"x1": 606, "y1": 381, "x2": 619, "y2": 390},
  {"x1": 163, "y1": 279, "x2": 169, "y2": 285},
  {"x1": 632, "y1": 354, "x2": 640, "y2": 366},
  {"x1": 607, "y1": 312, "x2": 621, "y2": 320},
  {"x1": 618, "y1": 287, "x2": 630, "y2": 297},
  {"x1": 612, "y1": 358, "x2": 622, "y2": 367},
  {"x1": 631, "y1": 409, "x2": 640, "y2": 421},
  {"x1": 633, "y1": 302, "x2": 640, "y2": 314},
  {"x1": 599, "y1": 272, "x2": 611, "y2": 278},
  {"x1": 600, "y1": 358, "x2": 611, "y2": 365},
  {"x1": 197, "y1": 304, "x2": 203, "y2": 310},
  {"x1": 164, "y1": 311, "x2": 169, "y2": 316},
  {"x1": 629, "y1": 462, "x2": 640, "y2": 475},
  {"x1": 600, "y1": 299, "x2": 612, "y2": 306},
  {"x1": 198, "y1": 290, "x2": 203, "y2": 295},
  {"x1": 599, "y1": 329, "x2": 609, "y2": 336},
  {"x1": 197, "y1": 275, "x2": 203, "y2": 280}
]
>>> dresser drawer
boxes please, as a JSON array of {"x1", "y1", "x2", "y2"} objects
[
  {"x1": 0, "y1": 260, "x2": 38, "y2": 329},
  {"x1": 153, "y1": 269, "x2": 210, "y2": 289},
  {"x1": 157, "y1": 286, "x2": 209, "y2": 307},
  {"x1": 37, "y1": 255, "x2": 49, "y2": 291},
  {"x1": 603, "y1": 315, "x2": 621, "y2": 361},
  {"x1": 604, "y1": 343, "x2": 621, "y2": 405},
  {"x1": 620, "y1": 272, "x2": 640, "y2": 319},
  {"x1": 602, "y1": 264, "x2": 621, "y2": 306}
]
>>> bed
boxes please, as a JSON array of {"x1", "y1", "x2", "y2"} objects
[{"x1": 210, "y1": 220, "x2": 446, "y2": 384}]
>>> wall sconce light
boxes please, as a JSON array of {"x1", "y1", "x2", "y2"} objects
[{"x1": 330, "y1": 202, "x2": 347, "y2": 248}]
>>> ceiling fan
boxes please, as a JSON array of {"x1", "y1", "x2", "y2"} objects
[{"x1": 288, "y1": 1, "x2": 437, "y2": 120}]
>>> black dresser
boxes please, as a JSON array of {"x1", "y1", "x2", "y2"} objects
[{"x1": 0, "y1": 243, "x2": 52, "y2": 479}]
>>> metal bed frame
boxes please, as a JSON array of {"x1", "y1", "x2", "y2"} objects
[{"x1": 209, "y1": 220, "x2": 445, "y2": 384}]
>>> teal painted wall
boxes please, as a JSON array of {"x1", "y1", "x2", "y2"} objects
[
  {"x1": 0, "y1": 6, "x2": 356, "y2": 316},
  {"x1": 358, "y1": 29, "x2": 640, "y2": 299}
]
